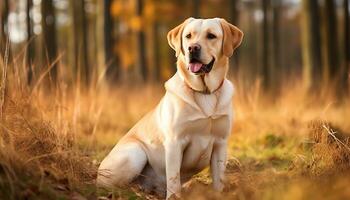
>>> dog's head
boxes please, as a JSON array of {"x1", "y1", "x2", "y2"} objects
[{"x1": 167, "y1": 18, "x2": 243, "y2": 75}]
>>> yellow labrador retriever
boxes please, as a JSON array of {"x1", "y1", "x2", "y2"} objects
[{"x1": 97, "y1": 18, "x2": 243, "y2": 199}]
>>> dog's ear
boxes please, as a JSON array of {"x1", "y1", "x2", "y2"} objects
[
  {"x1": 219, "y1": 18, "x2": 244, "y2": 57},
  {"x1": 167, "y1": 18, "x2": 194, "y2": 57}
]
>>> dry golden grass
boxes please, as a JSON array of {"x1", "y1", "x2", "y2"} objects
[{"x1": 0, "y1": 57, "x2": 350, "y2": 199}]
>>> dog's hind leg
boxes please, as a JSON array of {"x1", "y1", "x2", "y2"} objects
[{"x1": 97, "y1": 142, "x2": 147, "y2": 188}]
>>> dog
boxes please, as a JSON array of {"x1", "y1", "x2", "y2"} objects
[{"x1": 97, "y1": 17, "x2": 243, "y2": 199}]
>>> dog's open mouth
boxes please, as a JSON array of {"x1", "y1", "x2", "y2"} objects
[{"x1": 188, "y1": 58, "x2": 215, "y2": 75}]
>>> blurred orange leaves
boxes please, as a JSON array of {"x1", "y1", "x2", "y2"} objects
[{"x1": 111, "y1": 0, "x2": 156, "y2": 31}]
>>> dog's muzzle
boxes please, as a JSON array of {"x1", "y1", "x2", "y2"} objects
[{"x1": 188, "y1": 58, "x2": 215, "y2": 75}]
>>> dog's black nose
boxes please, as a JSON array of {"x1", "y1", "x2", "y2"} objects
[
  {"x1": 189, "y1": 44, "x2": 201, "y2": 60},
  {"x1": 188, "y1": 44, "x2": 201, "y2": 54}
]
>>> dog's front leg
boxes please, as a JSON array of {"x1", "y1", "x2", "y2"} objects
[
  {"x1": 210, "y1": 139, "x2": 227, "y2": 191},
  {"x1": 165, "y1": 139, "x2": 183, "y2": 199}
]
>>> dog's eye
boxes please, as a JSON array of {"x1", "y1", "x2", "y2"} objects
[
  {"x1": 207, "y1": 33, "x2": 216, "y2": 39},
  {"x1": 186, "y1": 33, "x2": 191, "y2": 39}
]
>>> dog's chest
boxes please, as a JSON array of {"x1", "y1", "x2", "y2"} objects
[
  {"x1": 193, "y1": 92, "x2": 218, "y2": 117},
  {"x1": 180, "y1": 116, "x2": 230, "y2": 171},
  {"x1": 181, "y1": 134, "x2": 214, "y2": 171}
]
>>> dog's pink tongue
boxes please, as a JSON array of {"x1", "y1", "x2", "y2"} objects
[{"x1": 189, "y1": 63, "x2": 203, "y2": 73}]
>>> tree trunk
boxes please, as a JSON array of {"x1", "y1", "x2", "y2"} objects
[
  {"x1": 229, "y1": 0, "x2": 240, "y2": 77},
  {"x1": 26, "y1": 0, "x2": 34, "y2": 84},
  {"x1": 309, "y1": 0, "x2": 322, "y2": 86},
  {"x1": 193, "y1": 0, "x2": 200, "y2": 18},
  {"x1": 300, "y1": 0, "x2": 312, "y2": 88},
  {"x1": 300, "y1": 0, "x2": 322, "y2": 89},
  {"x1": 322, "y1": 0, "x2": 339, "y2": 82},
  {"x1": 41, "y1": 0, "x2": 58, "y2": 83},
  {"x1": 136, "y1": 0, "x2": 148, "y2": 82},
  {"x1": 153, "y1": 21, "x2": 161, "y2": 81},
  {"x1": 272, "y1": 0, "x2": 281, "y2": 84},
  {"x1": 261, "y1": 0, "x2": 271, "y2": 90},
  {"x1": 104, "y1": 0, "x2": 120, "y2": 82},
  {"x1": 344, "y1": 0, "x2": 350, "y2": 91},
  {"x1": 72, "y1": 0, "x2": 90, "y2": 86},
  {"x1": 95, "y1": 0, "x2": 106, "y2": 86},
  {"x1": 0, "y1": 0, "x2": 12, "y2": 64}
]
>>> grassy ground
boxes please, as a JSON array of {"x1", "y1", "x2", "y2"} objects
[{"x1": 1, "y1": 61, "x2": 350, "y2": 199}]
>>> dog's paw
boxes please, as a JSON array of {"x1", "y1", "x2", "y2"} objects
[
  {"x1": 166, "y1": 193, "x2": 181, "y2": 200},
  {"x1": 212, "y1": 182, "x2": 225, "y2": 192}
]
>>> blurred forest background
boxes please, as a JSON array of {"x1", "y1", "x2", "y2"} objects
[
  {"x1": 2, "y1": 0, "x2": 350, "y2": 199},
  {"x1": 1, "y1": 0, "x2": 349, "y2": 93}
]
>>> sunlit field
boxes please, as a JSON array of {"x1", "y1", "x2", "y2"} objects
[{"x1": 1, "y1": 56, "x2": 350, "y2": 200}]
